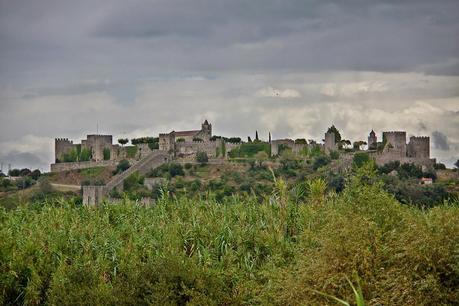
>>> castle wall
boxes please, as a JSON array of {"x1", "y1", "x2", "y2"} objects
[
  {"x1": 407, "y1": 136, "x2": 430, "y2": 159},
  {"x1": 50, "y1": 159, "x2": 119, "y2": 172},
  {"x1": 382, "y1": 131, "x2": 406, "y2": 157},
  {"x1": 82, "y1": 135, "x2": 113, "y2": 161},
  {"x1": 270, "y1": 139, "x2": 308, "y2": 156},
  {"x1": 82, "y1": 185, "x2": 105, "y2": 206},
  {"x1": 324, "y1": 132, "x2": 337, "y2": 152},
  {"x1": 55, "y1": 138, "x2": 76, "y2": 162},
  {"x1": 175, "y1": 140, "x2": 219, "y2": 159},
  {"x1": 159, "y1": 133, "x2": 175, "y2": 151}
]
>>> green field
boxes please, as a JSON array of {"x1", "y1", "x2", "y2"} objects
[{"x1": 1, "y1": 166, "x2": 458, "y2": 305}]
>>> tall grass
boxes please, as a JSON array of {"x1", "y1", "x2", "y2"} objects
[{"x1": 0, "y1": 170, "x2": 458, "y2": 305}]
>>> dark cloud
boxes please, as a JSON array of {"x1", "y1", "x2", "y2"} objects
[
  {"x1": 0, "y1": 151, "x2": 47, "y2": 171},
  {"x1": 0, "y1": 0, "x2": 459, "y2": 169},
  {"x1": 432, "y1": 131, "x2": 450, "y2": 150}
]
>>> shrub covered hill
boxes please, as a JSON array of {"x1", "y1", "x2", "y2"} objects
[{"x1": 1, "y1": 162, "x2": 459, "y2": 305}]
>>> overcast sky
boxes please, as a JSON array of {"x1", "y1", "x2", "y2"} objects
[{"x1": 0, "y1": 0, "x2": 458, "y2": 171}]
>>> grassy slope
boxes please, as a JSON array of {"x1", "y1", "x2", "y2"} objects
[{"x1": 1, "y1": 172, "x2": 458, "y2": 305}]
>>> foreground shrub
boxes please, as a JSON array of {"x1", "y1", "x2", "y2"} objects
[{"x1": 0, "y1": 177, "x2": 458, "y2": 305}]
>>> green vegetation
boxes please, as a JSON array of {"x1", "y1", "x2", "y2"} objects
[
  {"x1": 228, "y1": 142, "x2": 270, "y2": 158},
  {"x1": 114, "y1": 160, "x2": 130, "y2": 174},
  {"x1": 353, "y1": 152, "x2": 370, "y2": 168},
  {"x1": 59, "y1": 146, "x2": 91, "y2": 163},
  {"x1": 125, "y1": 146, "x2": 138, "y2": 158},
  {"x1": 103, "y1": 147, "x2": 111, "y2": 160},
  {"x1": 196, "y1": 151, "x2": 209, "y2": 164},
  {"x1": 117, "y1": 138, "x2": 129, "y2": 146},
  {"x1": 1, "y1": 166, "x2": 458, "y2": 305}
]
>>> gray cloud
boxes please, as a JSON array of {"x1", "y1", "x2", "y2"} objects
[
  {"x1": 1, "y1": 1, "x2": 459, "y2": 169},
  {"x1": 432, "y1": 131, "x2": 450, "y2": 151}
]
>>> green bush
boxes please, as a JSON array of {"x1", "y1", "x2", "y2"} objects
[
  {"x1": 125, "y1": 146, "x2": 138, "y2": 158},
  {"x1": 353, "y1": 152, "x2": 371, "y2": 168},
  {"x1": 115, "y1": 160, "x2": 130, "y2": 174},
  {"x1": 196, "y1": 151, "x2": 209, "y2": 164},
  {"x1": 123, "y1": 171, "x2": 144, "y2": 192},
  {"x1": 103, "y1": 147, "x2": 111, "y2": 160},
  {"x1": 312, "y1": 155, "x2": 331, "y2": 170},
  {"x1": 169, "y1": 163, "x2": 184, "y2": 177},
  {"x1": 228, "y1": 142, "x2": 270, "y2": 158},
  {"x1": 329, "y1": 150, "x2": 340, "y2": 160}
]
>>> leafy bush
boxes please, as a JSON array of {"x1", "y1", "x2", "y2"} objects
[
  {"x1": 103, "y1": 147, "x2": 111, "y2": 160},
  {"x1": 228, "y1": 142, "x2": 270, "y2": 158},
  {"x1": 125, "y1": 146, "x2": 138, "y2": 158},
  {"x1": 329, "y1": 150, "x2": 340, "y2": 160},
  {"x1": 131, "y1": 137, "x2": 159, "y2": 145},
  {"x1": 115, "y1": 159, "x2": 130, "y2": 174},
  {"x1": 353, "y1": 152, "x2": 371, "y2": 168},
  {"x1": 169, "y1": 163, "x2": 184, "y2": 177},
  {"x1": 184, "y1": 163, "x2": 193, "y2": 170},
  {"x1": 196, "y1": 152, "x2": 209, "y2": 164},
  {"x1": 123, "y1": 171, "x2": 145, "y2": 192},
  {"x1": 8, "y1": 169, "x2": 21, "y2": 177},
  {"x1": 312, "y1": 155, "x2": 331, "y2": 170}
]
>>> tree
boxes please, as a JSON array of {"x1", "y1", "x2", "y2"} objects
[
  {"x1": 247, "y1": 136, "x2": 252, "y2": 143},
  {"x1": 254, "y1": 151, "x2": 269, "y2": 167},
  {"x1": 353, "y1": 141, "x2": 367, "y2": 151},
  {"x1": 327, "y1": 125, "x2": 342, "y2": 143},
  {"x1": 196, "y1": 151, "x2": 209, "y2": 164},
  {"x1": 255, "y1": 130, "x2": 259, "y2": 142},
  {"x1": 295, "y1": 138, "x2": 307, "y2": 144},
  {"x1": 455, "y1": 159, "x2": 459, "y2": 171},
  {"x1": 8, "y1": 169, "x2": 21, "y2": 177},
  {"x1": 169, "y1": 163, "x2": 184, "y2": 177},
  {"x1": 30, "y1": 169, "x2": 41, "y2": 180},
  {"x1": 118, "y1": 138, "x2": 129, "y2": 146},
  {"x1": 20, "y1": 168, "x2": 32, "y2": 176},
  {"x1": 115, "y1": 159, "x2": 130, "y2": 174}
]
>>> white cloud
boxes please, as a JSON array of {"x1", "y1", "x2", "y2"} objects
[{"x1": 255, "y1": 86, "x2": 302, "y2": 98}]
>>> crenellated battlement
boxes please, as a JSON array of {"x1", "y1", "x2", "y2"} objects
[
  {"x1": 383, "y1": 131, "x2": 406, "y2": 136},
  {"x1": 55, "y1": 138, "x2": 73, "y2": 144},
  {"x1": 409, "y1": 136, "x2": 429, "y2": 141}
]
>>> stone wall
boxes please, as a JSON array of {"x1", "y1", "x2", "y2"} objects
[
  {"x1": 270, "y1": 139, "x2": 307, "y2": 156},
  {"x1": 82, "y1": 185, "x2": 105, "y2": 206},
  {"x1": 371, "y1": 151, "x2": 435, "y2": 168},
  {"x1": 324, "y1": 132, "x2": 337, "y2": 152},
  {"x1": 50, "y1": 159, "x2": 119, "y2": 172},
  {"x1": 407, "y1": 136, "x2": 429, "y2": 159},
  {"x1": 382, "y1": 131, "x2": 407, "y2": 157},
  {"x1": 55, "y1": 138, "x2": 75, "y2": 162},
  {"x1": 175, "y1": 140, "x2": 220, "y2": 159}
]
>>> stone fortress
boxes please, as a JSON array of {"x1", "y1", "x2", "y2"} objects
[
  {"x1": 52, "y1": 120, "x2": 435, "y2": 204},
  {"x1": 53, "y1": 120, "x2": 435, "y2": 172}
]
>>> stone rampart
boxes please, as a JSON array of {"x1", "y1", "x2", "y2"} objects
[{"x1": 51, "y1": 160, "x2": 118, "y2": 172}]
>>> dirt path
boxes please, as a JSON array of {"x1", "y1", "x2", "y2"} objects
[{"x1": 50, "y1": 183, "x2": 81, "y2": 191}]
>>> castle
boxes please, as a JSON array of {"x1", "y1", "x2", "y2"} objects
[
  {"x1": 52, "y1": 120, "x2": 437, "y2": 205},
  {"x1": 52, "y1": 120, "x2": 435, "y2": 174},
  {"x1": 367, "y1": 131, "x2": 434, "y2": 167}
]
